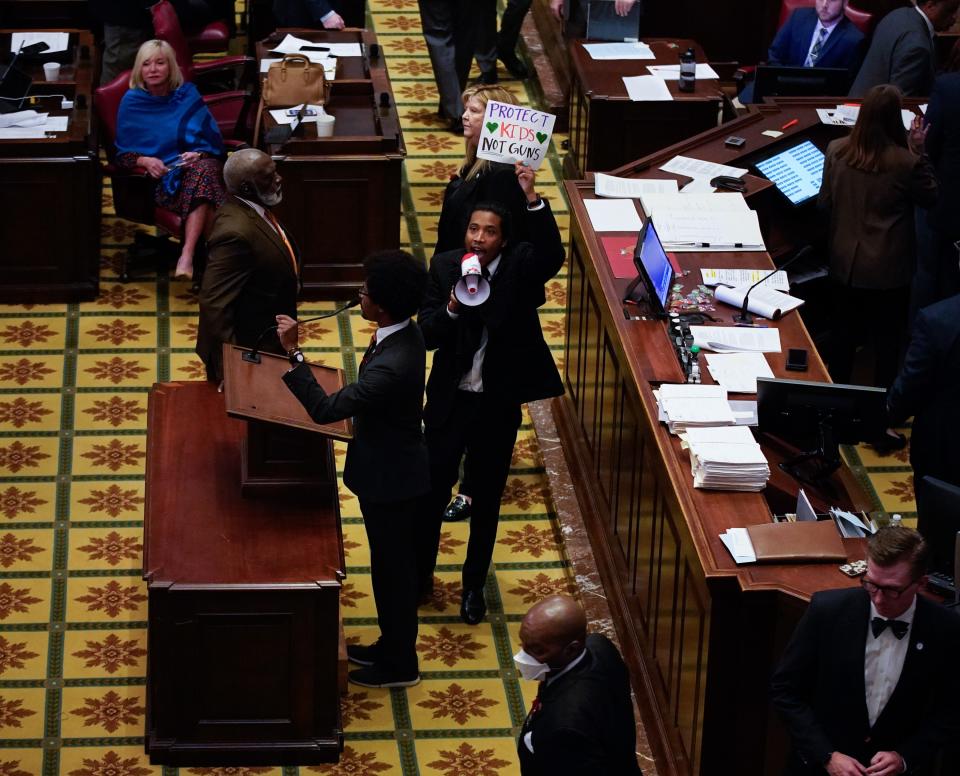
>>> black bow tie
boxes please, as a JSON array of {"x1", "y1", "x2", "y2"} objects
[{"x1": 871, "y1": 617, "x2": 909, "y2": 640}]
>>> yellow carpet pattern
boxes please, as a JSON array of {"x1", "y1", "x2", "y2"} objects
[
  {"x1": 0, "y1": 2, "x2": 577, "y2": 775},
  {"x1": 0, "y1": 3, "x2": 912, "y2": 775}
]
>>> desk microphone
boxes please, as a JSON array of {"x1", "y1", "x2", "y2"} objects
[
  {"x1": 242, "y1": 298, "x2": 360, "y2": 364},
  {"x1": 732, "y1": 245, "x2": 812, "y2": 324}
]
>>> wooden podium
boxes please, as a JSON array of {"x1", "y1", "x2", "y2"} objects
[
  {"x1": 222, "y1": 344, "x2": 352, "y2": 495},
  {"x1": 144, "y1": 375, "x2": 349, "y2": 766}
]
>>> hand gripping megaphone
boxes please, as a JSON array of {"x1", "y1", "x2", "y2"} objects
[{"x1": 454, "y1": 252, "x2": 490, "y2": 306}]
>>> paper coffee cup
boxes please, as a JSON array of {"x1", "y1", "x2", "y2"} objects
[
  {"x1": 43, "y1": 62, "x2": 61, "y2": 81},
  {"x1": 316, "y1": 113, "x2": 335, "y2": 138}
]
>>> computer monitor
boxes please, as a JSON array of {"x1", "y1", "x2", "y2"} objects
[
  {"x1": 754, "y1": 140, "x2": 825, "y2": 206},
  {"x1": 917, "y1": 476, "x2": 960, "y2": 580},
  {"x1": 0, "y1": 49, "x2": 33, "y2": 114},
  {"x1": 753, "y1": 65, "x2": 850, "y2": 103},
  {"x1": 623, "y1": 219, "x2": 673, "y2": 318},
  {"x1": 756, "y1": 377, "x2": 888, "y2": 482}
]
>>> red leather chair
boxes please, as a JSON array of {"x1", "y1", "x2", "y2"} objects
[
  {"x1": 186, "y1": 18, "x2": 231, "y2": 55},
  {"x1": 152, "y1": 0, "x2": 254, "y2": 94},
  {"x1": 94, "y1": 71, "x2": 251, "y2": 281},
  {"x1": 735, "y1": 0, "x2": 876, "y2": 95}
]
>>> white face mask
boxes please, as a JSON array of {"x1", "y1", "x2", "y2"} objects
[{"x1": 513, "y1": 648, "x2": 550, "y2": 681}]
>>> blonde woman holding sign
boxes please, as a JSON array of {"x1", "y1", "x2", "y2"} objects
[{"x1": 434, "y1": 84, "x2": 532, "y2": 254}]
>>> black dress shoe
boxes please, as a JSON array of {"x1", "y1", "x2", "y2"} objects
[
  {"x1": 460, "y1": 588, "x2": 486, "y2": 625},
  {"x1": 347, "y1": 642, "x2": 380, "y2": 667},
  {"x1": 479, "y1": 70, "x2": 498, "y2": 85},
  {"x1": 349, "y1": 664, "x2": 420, "y2": 688},
  {"x1": 443, "y1": 494, "x2": 471, "y2": 522},
  {"x1": 498, "y1": 51, "x2": 529, "y2": 79},
  {"x1": 872, "y1": 431, "x2": 908, "y2": 455}
]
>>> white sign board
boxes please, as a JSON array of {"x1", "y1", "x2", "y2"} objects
[{"x1": 476, "y1": 101, "x2": 556, "y2": 170}]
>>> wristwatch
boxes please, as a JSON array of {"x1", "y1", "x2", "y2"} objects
[{"x1": 288, "y1": 349, "x2": 305, "y2": 366}]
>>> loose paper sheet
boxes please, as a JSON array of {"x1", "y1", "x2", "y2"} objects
[
  {"x1": 582, "y1": 41, "x2": 655, "y2": 59},
  {"x1": 622, "y1": 75, "x2": 673, "y2": 102},
  {"x1": 646, "y1": 63, "x2": 720, "y2": 80},
  {"x1": 11, "y1": 31, "x2": 69, "y2": 53},
  {"x1": 583, "y1": 199, "x2": 643, "y2": 232}
]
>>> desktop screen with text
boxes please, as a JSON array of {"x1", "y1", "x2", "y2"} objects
[{"x1": 755, "y1": 140, "x2": 825, "y2": 206}]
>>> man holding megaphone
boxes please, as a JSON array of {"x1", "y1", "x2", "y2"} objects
[{"x1": 416, "y1": 161, "x2": 565, "y2": 626}]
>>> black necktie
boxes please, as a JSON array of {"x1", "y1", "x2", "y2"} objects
[
  {"x1": 360, "y1": 334, "x2": 377, "y2": 369},
  {"x1": 871, "y1": 617, "x2": 909, "y2": 640}
]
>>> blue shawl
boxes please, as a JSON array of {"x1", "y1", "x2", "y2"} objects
[{"x1": 115, "y1": 82, "x2": 224, "y2": 197}]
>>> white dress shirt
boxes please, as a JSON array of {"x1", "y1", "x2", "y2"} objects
[
  {"x1": 374, "y1": 318, "x2": 410, "y2": 346},
  {"x1": 864, "y1": 598, "x2": 915, "y2": 728},
  {"x1": 915, "y1": 5, "x2": 935, "y2": 39},
  {"x1": 804, "y1": 19, "x2": 841, "y2": 66}
]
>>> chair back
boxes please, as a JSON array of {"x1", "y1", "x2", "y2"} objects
[
  {"x1": 93, "y1": 71, "x2": 131, "y2": 160},
  {"x1": 152, "y1": 0, "x2": 195, "y2": 80},
  {"x1": 779, "y1": 0, "x2": 815, "y2": 29}
]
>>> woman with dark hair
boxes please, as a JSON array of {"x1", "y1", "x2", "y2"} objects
[
  {"x1": 819, "y1": 84, "x2": 937, "y2": 387},
  {"x1": 115, "y1": 39, "x2": 226, "y2": 280}
]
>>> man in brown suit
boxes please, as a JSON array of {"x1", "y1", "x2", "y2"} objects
[{"x1": 196, "y1": 148, "x2": 300, "y2": 382}]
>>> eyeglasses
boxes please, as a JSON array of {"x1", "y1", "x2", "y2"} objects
[{"x1": 860, "y1": 577, "x2": 918, "y2": 599}]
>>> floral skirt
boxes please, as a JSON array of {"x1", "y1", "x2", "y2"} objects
[{"x1": 155, "y1": 157, "x2": 226, "y2": 221}]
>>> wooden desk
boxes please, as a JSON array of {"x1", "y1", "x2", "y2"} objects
[
  {"x1": 558, "y1": 121, "x2": 881, "y2": 773},
  {"x1": 144, "y1": 381, "x2": 345, "y2": 766},
  {"x1": 567, "y1": 39, "x2": 722, "y2": 177},
  {"x1": 0, "y1": 29, "x2": 99, "y2": 303},
  {"x1": 255, "y1": 29, "x2": 403, "y2": 300},
  {"x1": 0, "y1": 0, "x2": 90, "y2": 28}
]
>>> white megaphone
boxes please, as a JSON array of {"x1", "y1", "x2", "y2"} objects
[{"x1": 454, "y1": 252, "x2": 490, "y2": 306}]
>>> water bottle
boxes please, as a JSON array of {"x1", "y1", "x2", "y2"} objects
[{"x1": 679, "y1": 47, "x2": 696, "y2": 93}]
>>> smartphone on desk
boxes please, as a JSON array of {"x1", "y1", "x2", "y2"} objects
[{"x1": 786, "y1": 348, "x2": 808, "y2": 372}]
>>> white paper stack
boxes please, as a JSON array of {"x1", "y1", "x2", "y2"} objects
[
  {"x1": 719, "y1": 527, "x2": 757, "y2": 563},
  {"x1": 654, "y1": 384, "x2": 736, "y2": 434},
  {"x1": 682, "y1": 426, "x2": 770, "y2": 491},
  {"x1": 583, "y1": 41, "x2": 655, "y2": 60},
  {"x1": 689, "y1": 326, "x2": 782, "y2": 353},
  {"x1": 638, "y1": 191, "x2": 748, "y2": 219},
  {"x1": 594, "y1": 173, "x2": 678, "y2": 199},
  {"x1": 713, "y1": 283, "x2": 804, "y2": 320},
  {"x1": 654, "y1": 208, "x2": 765, "y2": 252},
  {"x1": 704, "y1": 352, "x2": 774, "y2": 394},
  {"x1": 700, "y1": 268, "x2": 790, "y2": 292}
]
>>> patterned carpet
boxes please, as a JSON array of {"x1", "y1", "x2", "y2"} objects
[{"x1": 0, "y1": 3, "x2": 916, "y2": 776}]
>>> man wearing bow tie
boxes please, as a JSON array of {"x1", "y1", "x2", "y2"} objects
[{"x1": 771, "y1": 527, "x2": 960, "y2": 776}]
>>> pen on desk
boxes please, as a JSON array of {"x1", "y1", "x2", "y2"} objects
[
  {"x1": 734, "y1": 323, "x2": 768, "y2": 328},
  {"x1": 781, "y1": 119, "x2": 799, "y2": 130}
]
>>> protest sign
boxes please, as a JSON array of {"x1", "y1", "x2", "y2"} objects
[{"x1": 476, "y1": 101, "x2": 556, "y2": 170}]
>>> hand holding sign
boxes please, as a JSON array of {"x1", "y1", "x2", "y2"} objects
[
  {"x1": 477, "y1": 100, "x2": 556, "y2": 170},
  {"x1": 515, "y1": 160, "x2": 538, "y2": 202}
]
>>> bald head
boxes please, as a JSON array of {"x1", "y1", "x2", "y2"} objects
[
  {"x1": 223, "y1": 148, "x2": 283, "y2": 206},
  {"x1": 519, "y1": 595, "x2": 587, "y2": 671}
]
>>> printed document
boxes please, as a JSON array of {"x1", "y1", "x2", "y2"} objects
[
  {"x1": 594, "y1": 173, "x2": 678, "y2": 199},
  {"x1": 700, "y1": 268, "x2": 789, "y2": 292},
  {"x1": 690, "y1": 326, "x2": 782, "y2": 353}
]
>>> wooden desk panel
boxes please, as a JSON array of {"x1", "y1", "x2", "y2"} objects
[
  {"x1": 0, "y1": 29, "x2": 99, "y2": 302},
  {"x1": 256, "y1": 29, "x2": 404, "y2": 299},
  {"x1": 559, "y1": 165, "x2": 873, "y2": 775},
  {"x1": 144, "y1": 381, "x2": 344, "y2": 765},
  {"x1": 567, "y1": 39, "x2": 722, "y2": 176}
]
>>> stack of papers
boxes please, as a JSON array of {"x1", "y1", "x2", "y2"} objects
[
  {"x1": 594, "y1": 173, "x2": 678, "y2": 199},
  {"x1": 720, "y1": 527, "x2": 757, "y2": 563},
  {"x1": 655, "y1": 209, "x2": 765, "y2": 252},
  {"x1": 0, "y1": 110, "x2": 68, "y2": 138},
  {"x1": 816, "y1": 104, "x2": 916, "y2": 131},
  {"x1": 654, "y1": 384, "x2": 736, "y2": 434},
  {"x1": 622, "y1": 75, "x2": 673, "y2": 102},
  {"x1": 831, "y1": 507, "x2": 877, "y2": 538},
  {"x1": 700, "y1": 268, "x2": 790, "y2": 292},
  {"x1": 704, "y1": 352, "x2": 774, "y2": 394},
  {"x1": 638, "y1": 191, "x2": 748, "y2": 219},
  {"x1": 270, "y1": 33, "x2": 362, "y2": 57},
  {"x1": 682, "y1": 426, "x2": 770, "y2": 491},
  {"x1": 689, "y1": 326, "x2": 782, "y2": 353},
  {"x1": 583, "y1": 41, "x2": 654, "y2": 60},
  {"x1": 713, "y1": 284, "x2": 804, "y2": 320},
  {"x1": 660, "y1": 155, "x2": 748, "y2": 182}
]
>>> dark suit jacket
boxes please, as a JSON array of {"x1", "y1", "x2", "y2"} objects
[
  {"x1": 925, "y1": 73, "x2": 960, "y2": 237},
  {"x1": 435, "y1": 162, "x2": 530, "y2": 254},
  {"x1": 418, "y1": 202, "x2": 565, "y2": 427},
  {"x1": 850, "y1": 7, "x2": 934, "y2": 97},
  {"x1": 888, "y1": 293, "x2": 960, "y2": 485},
  {"x1": 768, "y1": 9, "x2": 864, "y2": 71},
  {"x1": 282, "y1": 322, "x2": 430, "y2": 503},
  {"x1": 819, "y1": 138, "x2": 938, "y2": 289},
  {"x1": 196, "y1": 196, "x2": 300, "y2": 381},
  {"x1": 771, "y1": 587, "x2": 960, "y2": 775},
  {"x1": 517, "y1": 634, "x2": 643, "y2": 776},
  {"x1": 272, "y1": 0, "x2": 337, "y2": 25}
]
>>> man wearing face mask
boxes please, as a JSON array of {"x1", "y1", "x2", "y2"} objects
[
  {"x1": 197, "y1": 148, "x2": 298, "y2": 382},
  {"x1": 514, "y1": 595, "x2": 643, "y2": 775}
]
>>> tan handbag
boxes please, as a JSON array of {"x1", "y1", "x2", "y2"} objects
[{"x1": 254, "y1": 54, "x2": 330, "y2": 145}]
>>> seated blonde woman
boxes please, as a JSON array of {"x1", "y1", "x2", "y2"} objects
[{"x1": 114, "y1": 39, "x2": 225, "y2": 280}]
